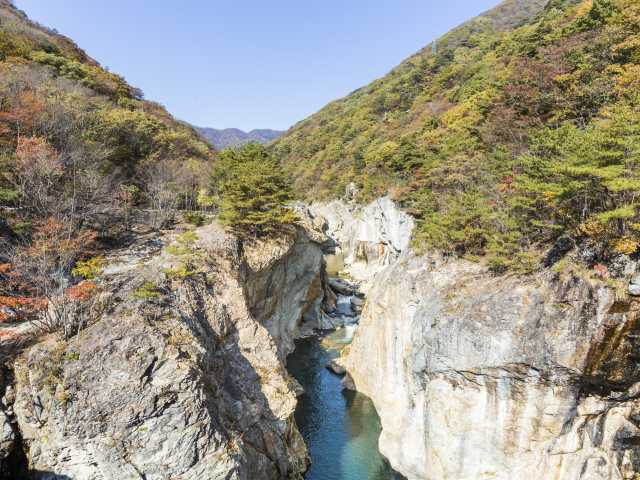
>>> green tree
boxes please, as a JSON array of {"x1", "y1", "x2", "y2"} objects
[{"x1": 211, "y1": 144, "x2": 295, "y2": 238}]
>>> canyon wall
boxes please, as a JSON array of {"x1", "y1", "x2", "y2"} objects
[
  {"x1": 345, "y1": 253, "x2": 640, "y2": 479},
  {"x1": 3, "y1": 222, "x2": 325, "y2": 479},
  {"x1": 5, "y1": 196, "x2": 640, "y2": 480},
  {"x1": 308, "y1": 197, "x2": 414, "y2": 284},
  {"x1": 314, "y1": 198, "x2": 640, "y2": 480}
]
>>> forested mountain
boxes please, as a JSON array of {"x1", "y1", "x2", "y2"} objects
[
  {"x1": 196, "y1": 127, "x2": 283, "y2": 149},
  {"x1": 274, "y1": 0, "x2": 640, "y2": 272}
]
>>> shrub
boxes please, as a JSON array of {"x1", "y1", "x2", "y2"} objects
[
  {"x1": 133, "y1": 282, "x2": 161, "y2": 300},
  {"x1": 183, "y1": 211, "x2": 209, "y2": 227},
  {"x1": 72, "y1": 256, "x2": 106, "y2": 280}
]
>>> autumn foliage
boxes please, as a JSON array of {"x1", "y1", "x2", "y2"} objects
[
  {"x1": 0, "y1": 90, "x2": 45, "y2": 143},
  {"x1": 0, "y1": 218, "x2": 98, "y2": 334}
]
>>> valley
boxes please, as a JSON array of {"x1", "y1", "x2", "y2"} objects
[{"x1": 1, "y1": 0, "x2": 640, "y2": 478}]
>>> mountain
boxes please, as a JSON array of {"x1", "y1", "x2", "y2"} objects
[
  {"x1": 196, "y1": 127, "x2": 284, "y2": 149},
  {"x1": 274, "y1": 0, "x2": 640, "y2": 272}
]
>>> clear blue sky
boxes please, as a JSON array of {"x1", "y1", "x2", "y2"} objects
[{"x1": 17, "y1": 0, "x2": 500, "y2": 131}]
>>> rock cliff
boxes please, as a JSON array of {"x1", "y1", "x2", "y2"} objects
[
  {"x1": 313, "y1": 197, "x2": 640, "y2": 480},
  {"x1": 5, "y1": 196, "x2": 640, "y2": 480},
  {"x1": 345, "y1": 253, "x2": 640, "y2": 479},
  {"x1": 3, "y1": 222, "x2": 325, "y2": 479},
  {"x1": 308, "y1": 197, "x2": 414, "y2": 284}
]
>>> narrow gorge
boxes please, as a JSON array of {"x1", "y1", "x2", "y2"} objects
[
  {"x1": 312, "y1": 198, "x2": 640, "y2": 480},
  {"x1": 2, "y1": 0, "x2": 640, "y2": 478},
  {"x1": 3, "y1": 195, "x2": 640, "y2": 479}
]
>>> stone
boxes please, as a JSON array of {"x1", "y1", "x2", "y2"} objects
[
  {"x1": 327, "y1": 277, "x2": 357, "y2": 296},
  {"x1": 543, "y1": 235, "x2": 574, "y2": 267},
  {"x1": 345, "y1": 252, "x2": 640, "y2": 480},
  {"x1": 309, "y1": 197, "x2": 414, "y2": 283},
  {"x1": 0, "y1": 408, "x2": 13, "y2": 463},
  {"x1": 291, "y1": 204, "x2": 329, "y2": 245},
  {"x1": 0, "y1": 368, "x2": 14, "y2": 471},
  {"x1": 341, "y1": 373, "x2": 356, "y2": 391},
  {"x1": 243, "y1": 225, "x2": 326, "y2": 360},
  {"x1": 326, "y1": 360, "x2": 346, "y2": 375},
  {"x1": 350, "y1": 297, "x2": 365, "y2": 308},
  {"x1": 9, "y1": 221, "x2": 324, "y2": 479},
  {"x1": 315, "y1": 196, "x2": 640, "y2": 479}
]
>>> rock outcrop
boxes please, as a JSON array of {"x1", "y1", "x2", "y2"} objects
[
  {"x1": 0, "y1": 370, "x2": 14, "y2": 478},
  {"x1": 311, "y1": 197, "x2": 640, "y2": 480},
  {"x1": 6, "y1": 222, "x2": 325, "y2": 479},
  {"x1": 242, "y1": 228, "x2": 326, "y2": 360},
  {"x1": 629, "y1": 274, "x2": 640, "y2": 296},
  {"x1": 345, "y1": 253, "x2": 640, "y2": 479},
  {"x1": 308, "y1": 197, "x2": 414, "y2": 284}
]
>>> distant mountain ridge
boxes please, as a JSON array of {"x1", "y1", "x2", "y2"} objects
[{"x1": 196, "y1": 127, "x2": 284, "y2": 149}]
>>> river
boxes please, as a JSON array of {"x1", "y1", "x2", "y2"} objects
[{"x1": 287, "y1": 328, "x2": 404, "y2": 480}]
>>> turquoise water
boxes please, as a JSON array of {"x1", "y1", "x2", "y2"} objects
[{"x1": 287, "y1": 334, "x2": 404, "y2": 480}]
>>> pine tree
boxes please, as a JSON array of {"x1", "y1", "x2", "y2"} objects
[{"x1": 211, "y1": 144, "x2": 295, "y2": 238}]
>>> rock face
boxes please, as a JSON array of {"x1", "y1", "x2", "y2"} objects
[
  {"x1": 629, "y1": 275, "x2": 640, "y2": 296},
  {"x1": 344, "y1": 253, "x2": 640, "y2": 480},
  {"x1": 309, "y1": 197, "x2": 414, "y2": 284},
  {"x1": 0, "y1": 373, "x2": 14, "y2": 477},
  {"x1": 8, "y1": 222, "x2": 324, "y2": 479},
  {"x1": 242, "y1": 229, "x2": 326, "y2": 360},
  {"x1": 310, "y1": 197, "x2": 640, "y2": 479}
]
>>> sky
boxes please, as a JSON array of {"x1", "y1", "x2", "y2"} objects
[{"x1": 16, "y1": 0, "x2": 501, "y2": 131}]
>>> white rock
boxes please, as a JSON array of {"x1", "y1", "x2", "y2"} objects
[
  {"x1": 310, "y1": 197, "x2": 414, "y2": 284},
  {"x1": 344, "y1": 251, "x2": 640, "y2": 479}
]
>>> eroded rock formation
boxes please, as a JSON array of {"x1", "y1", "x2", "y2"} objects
[
  {"x1": 345, "y1": 254, "x2": 640, "y2": 479},
  {"x1": 4, "y1": 196, "x2": 640, "y2": 480},
  {"x1": 308, "y1": 197, "x2": 414, "y2": 284},
  {"x1": 3, "y1": 221, "x2": 326, "y2": 479},
  {"x1": 314, "y1": 197, "x2": 640, "y2": 480}
]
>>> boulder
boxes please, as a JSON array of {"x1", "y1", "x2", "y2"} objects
[
  {"x1": 328, "y1": 278, "x2": 357, "y2": 296},
  {"x1": 341, "y1": 373, "x2": 356, "y2": 391},
  {"x1": 326, "y1": 359, "x2": 346, "y2": 375}
]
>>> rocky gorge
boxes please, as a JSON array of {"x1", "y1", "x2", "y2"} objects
[
  {"x1": 0, "y1": 218, "x2": 328, "y2": 479},
  {"x1": 311, "y1": 199, "x2": 640, "y2": 480},
  {"x1": 2, "y1": 196, "x2": 640, "y2": 479}
]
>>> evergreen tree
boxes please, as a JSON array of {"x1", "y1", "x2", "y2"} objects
[{"x1": 211, "y1": 144, "x2": 295, "y2": 238}]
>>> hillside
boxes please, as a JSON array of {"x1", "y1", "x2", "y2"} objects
[
  {"x1": 0, "y1": 0, "x2": 213, "y2": 221},
  {"x1": 196, "y1": 127, "x2": 283, "y2": 149},
  {"x1": 0, "y1": 0, "x2": 215, "y2": 329},
  {"x1": 274, "y1": 0, "x2": 640, "y2": 272}
]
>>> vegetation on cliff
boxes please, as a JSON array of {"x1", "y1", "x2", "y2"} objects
[
  {"x1": 274, "y1": 0, "x2": 640, "y2": 272},
  {"x1": 211, "y1": 144, "x2": 295, "y2": 238}
]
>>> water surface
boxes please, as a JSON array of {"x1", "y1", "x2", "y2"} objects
[{"x1": 287, "y1": 334, "x2": 403, "y2": 480}]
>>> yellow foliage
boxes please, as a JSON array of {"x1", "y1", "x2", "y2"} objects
[
  {"x1": 612, "y1": 237, "x2": 639, "y2": 255},
  {"x1": 574, "y1": 0, "x2": 594, "y2": 18},
  {"x1": 612, "y1": 64, "x2": 640, "y2": 99},
  {"x1": 578, "y1": 219, "x2": 607, "y2": 238},
  {"x1": 72, "y1": 256, "x2": 106, "y2": 280}
]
